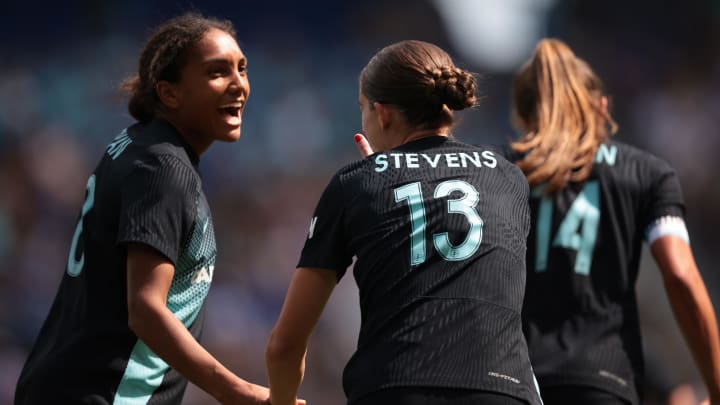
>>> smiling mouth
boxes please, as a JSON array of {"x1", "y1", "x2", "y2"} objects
[
  {"x1": 219, "y1": 101, "x2": 244, "y2": 119},
  {"x1": 221, "y1": 106, "x2": 241, "y2": 116}
]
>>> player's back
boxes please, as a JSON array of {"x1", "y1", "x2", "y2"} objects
[
  {"x1": 521, "y1": 140, "x2": 685, "y2": 403},
  {"x1": 315, "y1": 136, "x2": 539, "y2": 404}
]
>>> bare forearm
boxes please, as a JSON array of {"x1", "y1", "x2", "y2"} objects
[
  {"x1": 129, "y1": 304, "x2": 260, "y2": 403},
  {"x1": 663, "y1": 271, "x2": 720, "y2": 399},
  {"x1": 265, "y1": 267, "x2": 336, "y2": 405},
  {"x1": 266, "y1": 340, "x2": 306, "y2": 405}
]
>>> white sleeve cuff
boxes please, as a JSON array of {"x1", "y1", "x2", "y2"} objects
[{"x1": 645, "y1": 216, "x2": 690, "y2": 245}]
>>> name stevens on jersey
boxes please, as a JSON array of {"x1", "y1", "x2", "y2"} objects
[{"x1": 374, "y1": 151, "x2": 497, "y2": 172}]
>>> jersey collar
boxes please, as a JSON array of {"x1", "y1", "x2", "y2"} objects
[{"x1": 149, "y1": 118, "x2": 200, "y2": 167}]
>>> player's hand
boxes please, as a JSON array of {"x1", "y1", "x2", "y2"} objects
[
  {"x1": 258, "y1": 399, "x2": 307, "y2": 405},
  {"x1": 259, "y1": 396, "x2": 307, "y2": 405},
  {"x1": 354, "y1": 133, "x2": 374, "y2": 158},
  {"x1": 221, "y1": 382, "x2": 308, "y2": 405},
  {"x1": 700, "y1": 394, "x2": 720, "y2": 405}
]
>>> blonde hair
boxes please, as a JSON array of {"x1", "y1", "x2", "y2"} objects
[{"x1": 511, "y1": 39, "x2": 617, "y2": 194}]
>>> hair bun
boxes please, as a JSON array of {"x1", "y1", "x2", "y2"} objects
[{"x1": 427, "y1": 66, "x2": 477, "y2": 110}]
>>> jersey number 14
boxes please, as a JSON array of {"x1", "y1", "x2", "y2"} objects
[{"x1": 534, "y1": 181, "x2": 600, "y2": 275}]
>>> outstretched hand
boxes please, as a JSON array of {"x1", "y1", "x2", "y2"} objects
[
  {"x1": 222, "y1": 383, "x2": 306, "y2": 405},
  {"x1": 258, "y1": 397, "x2": 307, "y2": 405},
  {"x1": 354, "y1": 134, "x2": 374, "y2": 158}
]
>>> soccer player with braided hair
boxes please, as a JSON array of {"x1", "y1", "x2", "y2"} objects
[
  {"x1": 15, "y1": 12, "x2": 304, "y2": 405},
  {"x1": 266, "y1": 40, "x2": 543, "y2": 405}
]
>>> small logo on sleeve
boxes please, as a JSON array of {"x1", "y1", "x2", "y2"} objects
[
  {"x1": 598, "y1": 370, "x2": 628, "y2": 387},
  {"x1": 308, "y1": 217, "x2": 318, "y2": 239},
  {"x1": 488, "y1": 371, "x2": 520, "y2": 384}
]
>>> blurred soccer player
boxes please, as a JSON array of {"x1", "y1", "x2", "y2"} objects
[
  {"x1": 14, "y1": 12, "x2": 304, "y2": 405},
  {"x1": 507, "y1": 39, "x2": 720, "y2": 405},
  {"x1": 266, "y1": 40, "x2": 543, "y2": 405}
]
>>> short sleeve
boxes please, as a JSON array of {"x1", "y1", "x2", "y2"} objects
[
  {"x1": 297, "y1": 173, "x2": 352, "y2": 280},
  {"x1": 117, "y1": 154, "x2": 198, "y2": 264},
  {"x1": 640, "y1": 157, "x2": 685, "y2": 232}
]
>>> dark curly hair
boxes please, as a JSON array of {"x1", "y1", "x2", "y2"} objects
[{"x1": 120, "y1": 12, "x2": 237, "y2": 123}]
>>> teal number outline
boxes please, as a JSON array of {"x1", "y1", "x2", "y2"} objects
[
  {"x1": 534, "y1": 181, "x2": 600, "y2": 275},
  {"x1": 67, "y1": 175, "x2": 96, "y2": 277}
]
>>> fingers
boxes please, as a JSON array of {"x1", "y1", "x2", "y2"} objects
[{"x1": 354, "y1": 133, "x2": 374, "y2": 158}]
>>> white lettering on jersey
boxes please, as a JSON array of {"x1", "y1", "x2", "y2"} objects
[
  {"x1": 488, "y1": 371, "x2": 520, "y2": 384},
  {"x1": 598, "y1": 370, "x2": 628, "y2": 387},
  {"x1": 445, "y1": 153, "x2": 460, "y2": 167},
  {"x1": 645, "y1": 216, "x2": 689, "y2": 245},
  {"x1": 595, "y1": 144, "x2": 617, "y2": 166},
  {"x1": 481, "y1": 150, "x2": 497, "y2": 168},
  {"x1": 390, "y1": 153, "x2": 403, "y2": 168},
  {"x1": 308, "y1": 216, "x2": 318, "y2": 239},
  {"x1": 421, "y1": 153, "x2": 442, "y2": 167},
  {"x1": 406, "y1": 153, "x2": 419, "y2": 168},
  {"x1": 192, "y1": 265, "x2": 214, "y2": 284},
  {"x1": 373, "y1": 151, "x2": 498, "y2": 171},
  {"x1": 374, "y1": 154, "x2": 388, "y2": 172}
]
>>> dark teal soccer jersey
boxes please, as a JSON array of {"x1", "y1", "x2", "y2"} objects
[
  {"x1": 298, "y1": 136, "x2": 542, "y2": 405},
  {"x1": 512, "y1": 141, "x2": 686, "y2": 404},
  {"x1": 16, "y1": 119, "x2": 217, "y2": 405}
]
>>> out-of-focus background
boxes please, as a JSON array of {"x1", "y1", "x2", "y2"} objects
[{"x1": 1, "y1": 0, "x2": 718, "y2": 404}]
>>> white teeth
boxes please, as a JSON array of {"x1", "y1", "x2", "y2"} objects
[{"x1": 220, "y1": 102, "x2": 243, "y2": 108}]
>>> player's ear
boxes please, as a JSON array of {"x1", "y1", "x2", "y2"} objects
[
  {"x1": 156, "y1": 81, "x2": 182, "y2": 110},
  {"x1": 373, "y1": 102, "x2": 393, "y2": 130},
  {"x1": 600, "y1": 96, "x2": 609, "y2": 116}
]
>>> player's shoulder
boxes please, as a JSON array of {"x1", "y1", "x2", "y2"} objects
[
  {"x1": 465, "y1": 141, "x2": 528, "y2": 181},
  {"x1": 598, "y1": 140, "x2": 675, "y2": 174},
  {"x1": 100, "y1": 121, "x2": 200, "y2": 195},
  {"x1": 477, "y1": 142, "x2": 517, "y2": 161},
  {"x1": 115, "y1": 120, "x2": 198, "y2": 174},
  {"x1": 330, "y1": 154, "x2": 365, "y2": 176}
]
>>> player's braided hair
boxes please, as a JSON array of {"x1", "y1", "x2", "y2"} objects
[
  {"x1": 120, "y1": 12, "x2": 236, "y2": 123},
  {"x1": 360, "y1": 40, "x2": 477, "y2": 130},
  {"x1": 425, "y1": 66, "x2": 477, "y2": 110}
]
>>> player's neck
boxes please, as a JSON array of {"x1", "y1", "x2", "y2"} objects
[
  {"x1": 159, "y1": 114, "x2": 212, "y2": 156},
  {"x1": 398, "y1": 127, "x2": 449, "y2": 146}
]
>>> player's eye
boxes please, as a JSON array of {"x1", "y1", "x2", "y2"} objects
[{"x1": 208, "y1": 67, "x2": 227, "y2": 78}]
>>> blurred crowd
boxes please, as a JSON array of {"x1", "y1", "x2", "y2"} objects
[{"x1": 1, "y1": 0, "x2": 718, "y2": 404}]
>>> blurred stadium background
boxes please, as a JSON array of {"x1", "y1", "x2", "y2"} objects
[{"x1": 1, "y1": 0, "x2": 718, "y2": 403}]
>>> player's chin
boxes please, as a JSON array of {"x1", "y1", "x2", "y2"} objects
[{"x1": 216, "y1": 126, "x2": 242, "y2": 142}]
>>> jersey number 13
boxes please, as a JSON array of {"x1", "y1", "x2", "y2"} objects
[{"x1": 394, "y1": 180, "x2": 483, "y2": 266}]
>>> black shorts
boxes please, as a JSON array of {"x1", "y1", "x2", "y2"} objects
[
  {"x1": 540, "y1": 385, "x2": 631, "y2": 405},
  {"x1": 351, "y1": 387, "x2": 528, "y2": 405}
]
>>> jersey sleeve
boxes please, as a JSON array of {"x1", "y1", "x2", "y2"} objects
[
  {"x1": 297, "y1": 173, "x2": 352, "y2": 280},
  {"x1": 639, "y1": 156, "x2": 686, "y2": 232},
  {"x1": 117, "y1": 154, "x2": 198, "y2": 265}
]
